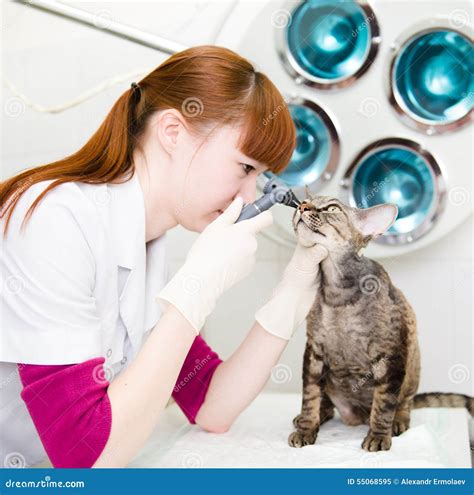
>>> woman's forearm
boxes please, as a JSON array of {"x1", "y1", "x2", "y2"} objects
[
  {"x1": 194, "y1": 322, "x2": 288, "y2": 432},
  {"x1": 93, "y1": 305, "x2": 197, "y2": 467}
]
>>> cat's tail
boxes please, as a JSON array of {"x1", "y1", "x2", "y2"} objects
[{"x1": 413, "y1": 393, "x2": 473, "y2": 415}]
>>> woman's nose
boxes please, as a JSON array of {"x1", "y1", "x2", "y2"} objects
[{"x1": 240, "y1": 181, "x2": 258, "y2": 205}]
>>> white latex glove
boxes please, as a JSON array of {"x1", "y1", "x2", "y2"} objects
[
  {"x1": 255, "y1": 242, "x2": 329, "y2": 340},
  {"x1": 156, "y1": 197, "x2": 273, "y2": 334}
]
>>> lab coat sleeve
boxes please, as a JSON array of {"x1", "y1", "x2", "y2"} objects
[
  {"x1": 172, "y1": 334, "x2": 223, "y2": 424},
  {"x1": 1, "y1": 185, "x2": 102, "y2": 364},
  {"x1": 18, "y1": 357, "x2": 112, "y2": 468}
]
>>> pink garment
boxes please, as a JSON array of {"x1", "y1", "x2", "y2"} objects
[
  {"x1": 18, "y1": 357, "x2": 111, "y2": 468},
  {"x1": 171, "y1": 335, "x2": 223, "y2": 424},
  {"x1": 18, "y1": 335, "x2": 222, "y2": 467}
]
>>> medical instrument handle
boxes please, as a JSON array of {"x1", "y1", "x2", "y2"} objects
[{"x1": 235, "y1": 177, "x2": 300, "y2": 223}]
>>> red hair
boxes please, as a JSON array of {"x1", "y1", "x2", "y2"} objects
[{"x1": 0, "y1": 45, "x2": 296, "y2": 236}]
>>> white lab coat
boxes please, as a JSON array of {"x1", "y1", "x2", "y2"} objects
[{"x1": 0, "y1": 173, "x2": 169, "y2": 467}]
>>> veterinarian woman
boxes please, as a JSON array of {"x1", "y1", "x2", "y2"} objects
[{"x1": 0, "y1": 46, "x2": 328, "y2": 468}]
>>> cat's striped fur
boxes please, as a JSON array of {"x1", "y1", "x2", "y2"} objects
[{"x1": 288, "y1": 196, "x2": 472, "y2": 451}]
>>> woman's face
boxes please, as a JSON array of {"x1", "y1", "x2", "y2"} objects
[{"x1": 172, "y1": 121, "x2": 269, "y2": 232}]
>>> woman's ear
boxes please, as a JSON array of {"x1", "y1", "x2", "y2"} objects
[
  {"x1": 350, "y1": 203, "x2": 398, "y2": 239},
  {"x1": 155, "y1": 109, "x2": 187, "y2": 154}
]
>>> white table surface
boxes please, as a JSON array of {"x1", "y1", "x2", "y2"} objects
[{"x1": 130, "y1": 392, "x2": 472, "y2": 468}]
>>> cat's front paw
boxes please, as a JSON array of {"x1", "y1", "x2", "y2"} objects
[
  {"x1": 292, "y1": 413, "x2": 302, "y2": 428},
  {"x1": 288, "y1": 430, "x2": 318, "y2": 448},
  {"x1": 292, "y1": 413, "x2": 317, "y2": 431},
  {"x1": 392, "y1": 416, "x2": 410, "y2": 436},
  {"x1": 361, "y1": 431, "x2": 392, "y2": 451}
]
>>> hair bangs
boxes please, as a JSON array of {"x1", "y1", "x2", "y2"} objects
[{"x1": 237, "y1": 74, "x2": 296, "y2": 175}]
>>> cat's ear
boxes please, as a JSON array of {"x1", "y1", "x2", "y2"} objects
[{"x1": 350, "y1": 203, "x2": 398, "y2": 239}]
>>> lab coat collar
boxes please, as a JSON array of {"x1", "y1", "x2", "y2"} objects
[
  {"x1": 107, "y1": 172, "x2": 146, "y2": 270},
  {"x1": 76, "y1": 174, "x2": 167, "y2": 358},
  {"x1": 104, "y1": 172, "x2": 168, "y2": 355}
]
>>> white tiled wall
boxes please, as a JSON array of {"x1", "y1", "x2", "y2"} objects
[{"x1": 2, "y1": 1, "x2": 472, "y2": 399}]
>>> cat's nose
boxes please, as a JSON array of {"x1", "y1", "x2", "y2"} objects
[{"x1": 299, "y1": 203, "x2": 312, "y2": 213}]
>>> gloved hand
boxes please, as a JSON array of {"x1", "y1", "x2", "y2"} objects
[
  {"x1": 156, "y1": 197, "x2": 273, "y2": 334},
  {"x1": 255, "y1": 242, "x2": 329, "y2": 340}
]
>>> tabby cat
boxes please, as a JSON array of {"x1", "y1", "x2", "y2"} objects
[{"x1": 288, "y1": 196, "x2": 473, "y2": 452}]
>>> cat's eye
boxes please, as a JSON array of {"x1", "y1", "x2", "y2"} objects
[{"x1": 327, "y1": 205, "x2": 341, "y2": 213}]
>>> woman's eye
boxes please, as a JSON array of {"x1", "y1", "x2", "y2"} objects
[
  {"x1": 241, "y1": 163, "x2": 256, "y2": 175},
  {"x1": 327, "y1": 205, "x2": 341, "y2": 213}
]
